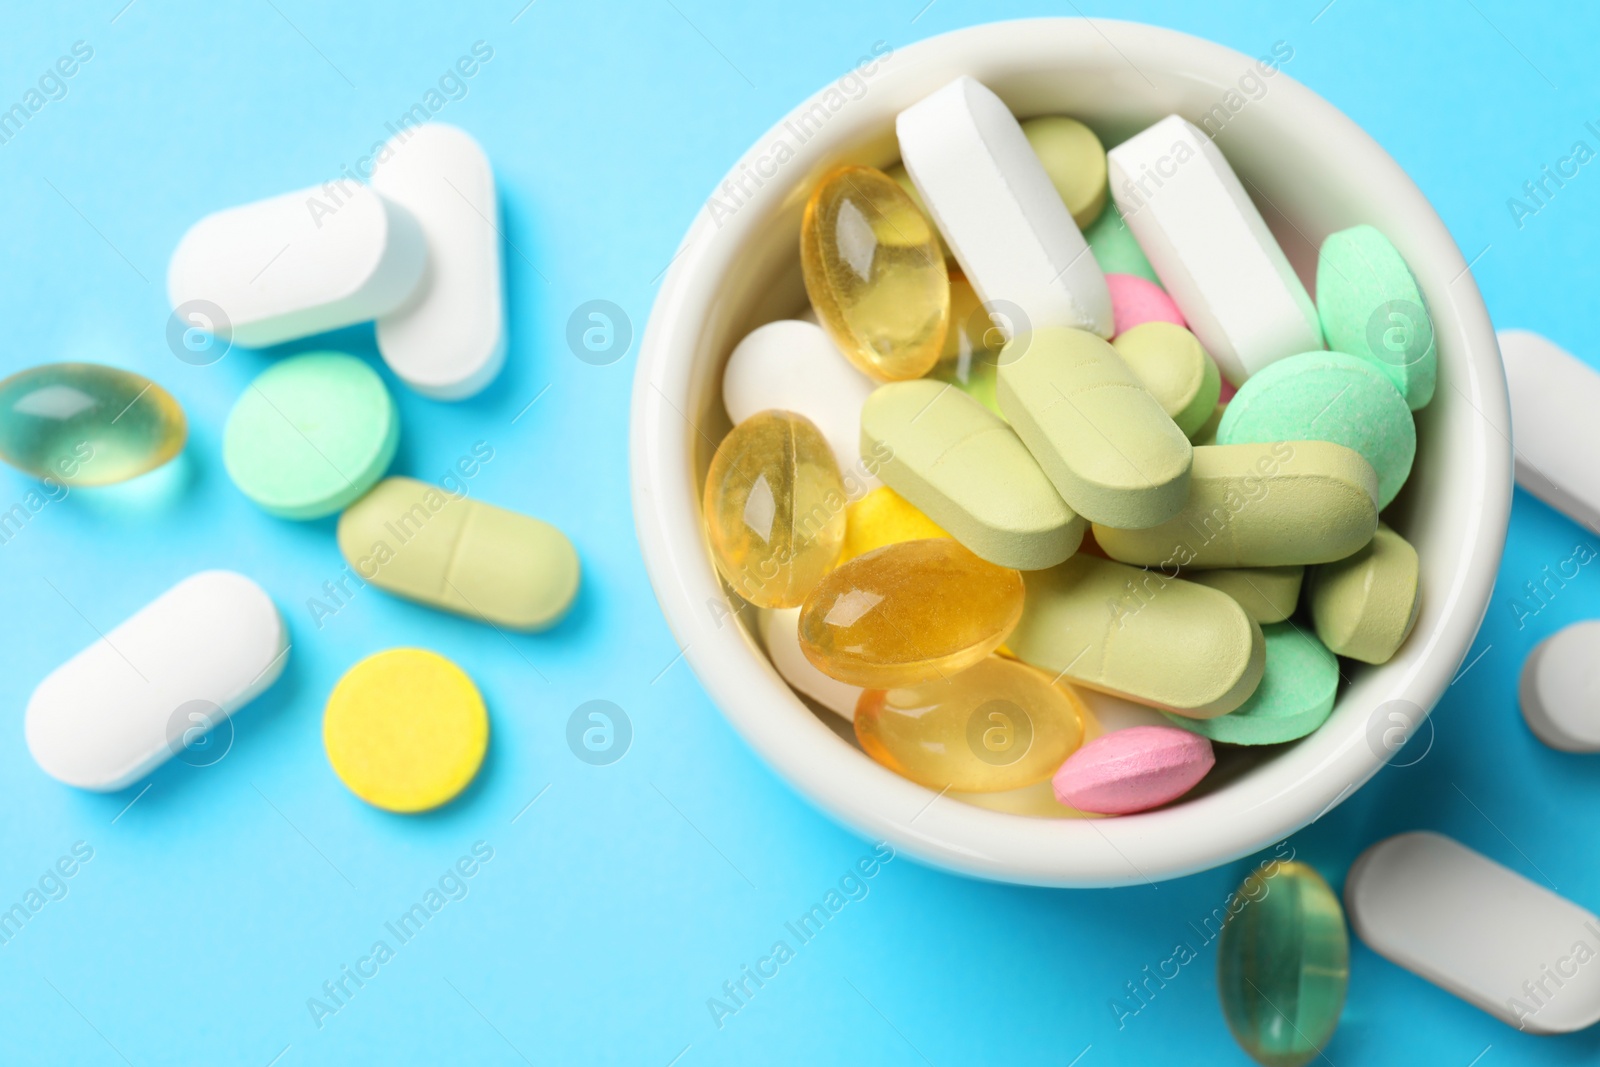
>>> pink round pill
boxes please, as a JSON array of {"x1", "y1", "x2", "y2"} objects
[
  {"x1": 1107, "y1": 273, "x2": 1185, "y2": 336},
  {"x1": 1052, "y1": 725, "x2": 1215, "y2": 815},
  {"x1": 1218, "y1": 377, "x2": 1238, "y2": 402}
]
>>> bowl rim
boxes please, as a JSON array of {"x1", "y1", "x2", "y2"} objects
[{"x1": 629, "y1": 16, "x2": 1512, "y2": 888}]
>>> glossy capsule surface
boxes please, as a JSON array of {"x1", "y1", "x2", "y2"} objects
[
  {"x1": 801, "y1": 165, "x2": 949, "y2": 381},
  {"x1": 798, "y1": 538, "x2": 1023, "y2": 688},
  {"x1": 703, "y1": 410, "x2": 846, "y2": 608},
  {"x1": 928, "y1": 275, "x2": 1002, "y2": 414},
  {"x1": 1218, "y1": 861, "x2": 1349, "y2": 1067},
  {"x1": 856, "y1": 655, "x2": 1085, "y2": 792},
  {"x1": 0, "y1": 363, "x2": 186, "y2": 485}
]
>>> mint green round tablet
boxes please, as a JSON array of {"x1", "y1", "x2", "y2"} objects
[
  {"x1": 1162, "y1": 622, "x2": 1337, "y2": 745},
  {"x1": 1316, "y1": 225, "x2": 1436, "y2": 411},
  {"x1": 1218, "y1": 350, "x2": 1414, "y2": 509},
  {"x1": 1084, "y1": 201, "x2": 1159, "y2": 284},
  {"x1": 224, "y1": 352, "x2": 398, "y2": 520}
]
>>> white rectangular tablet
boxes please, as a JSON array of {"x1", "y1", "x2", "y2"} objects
[{"x1": 1500, "y1": 329, "x2": 1600, "y2": 530}]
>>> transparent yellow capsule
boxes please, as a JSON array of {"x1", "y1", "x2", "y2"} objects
[
  {"x1": 856, "y1": 655, "x2": 1086, "y2": 792},
  {"x1": 801, "y1": 165, "x2": 949, "y2": 381},
  {"x1": 840, "y1": 486, "x2": 948, "y2": 564},
  {"x1": 928, "y1": 274, "x2": 1003, "y2": 415},
  {"x1": 0, "y1": 363, "x2": 186, "y2": 485},
  {"x1": 703, "y1": 410, "x2": 846, "y2": 608},
  {"x1": 798, "y1": 538, "x2": 1023, "y2": 687}
]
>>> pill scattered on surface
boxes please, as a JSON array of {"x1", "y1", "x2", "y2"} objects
[
  {"x1": 1520, "y1": 621, "x2": 1600, "y2": 752},
  {"x1": 1499, "y1": 329, "x2": 1600, "y2": 529},
  {"x1": 323, "y1": 648, "x2": 488, "y2": 813},
  {"x1": 801, "y1": 164, "x2": 949, "y2": 381},
  {"x1": 370, "y1": 123, "x2": 506, "y2": 400},
  {"x1": 1316, "y1": 224, "x2": 1435, "y2": 411},
  {"x1": 1345, "y1": 831, "x2": 1600, "y2": 1034},
  {"x1": 1092, "y1": 441, "x2": 1378, "y2": 569},
  {"x1": 26, "y1": 571, "x2": 287, "y2": 791},
  {"x1": 759, "y1": 606, "x2": 862, "y2": 720},
  {"x1": 337, "y1": 476, "x2": 579, "y2": 631},
  {"x1": 998, "y1": 326, "x2": 1192, "y2": 529},
  {"x1": 1009, "y1": 554, "x2": 1265, "y2": 718},
  {"x1": 1051, "y1": 725, "x2": 1215, "y2": 814},
  {"x1": 723, "y1": 319, "x2": 878, "y2": 490},
  {"x1": 703, "y1": 410, "x2": 845, "y2": 609},
  {"x1": 897, "y1": 76, "x2": 1112, "y2": 338},
  {"x1": 1218, "y1": 861, "x2": 1348, "y2": 1067},
  {"x1": 0, "y1": 363, "x2": 186, "y2": 486},
  {"x1": 1218, "y1": 350, "x2": 1415, "y2": 509},
  {"x1": 1020, "y1": 114, "x2": 1108, "y2": 228},
  {"x1": 798, "y1": 539, "x2": 1022, "y2": 688},
  {"x1": 1107, "y1": 272, "x2": 1185, "y2": 336},
  {"x1": 840, "y1": 485, "x2": 947, "y2": 564},
  {"x1": 1084, "y1": 201, "x2": 1159, "y2": 284},
  {"x1": 1108, "y1": 115, "x2": 1321, "y2": 384},
  {"x1": 1111, "y1": 322, "x2": 1220, "y2": 438},
  {"x1": 1186, "y1": 566, "x2": 1304, "y2": 624},
  {"x1": 861, "y1": 378, "x2": 1083, "y2": 569},
  {"x1": 168, "y1": 181, "x2": 426, "y2": 349},
  {"x1": 1163, "y1": 622, "x2": 1338, "y2": 746},
  {"x1": 1309, "y1": 523, "x2": 1419, "y2": 664},
  {"x1": 855, "y1": 655, "x2": 1086, "y2": 793},
  {"x1": 223, "y1": 351, "x2": 399, "y2": 520}
]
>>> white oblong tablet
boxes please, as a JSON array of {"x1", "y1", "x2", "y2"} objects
[
  {"x1": 1500, "y1": 329, "x2": 1600, "y2": 529},
  {"x1": 723, "y1": 320, "x2": 879, "y2": 493},
  {"x1": 372, "y1": 124, "x2": 507, "y2": 400},
  {"x1": 1108, "y1": 116, "x2": 1321, "y2": 384},
  {"x1": 1346, "y1": 831, "x2": 1600, "y2": 1034},
  {"x1": 25, "y1": 571, "x2": 288, "y2": 791},
  {"x1": 1520, "y1": 621, "x2": 1600, "y2": 752},
  {"x1": 896, "y1": 76, "x2": 1112, "y2": 339},
  {"x1": 168, "y1": 182, "x2": 426, "y2": 349},
  {"x1": 758, "y1": 607, "x2": 861, "y2": 721}
]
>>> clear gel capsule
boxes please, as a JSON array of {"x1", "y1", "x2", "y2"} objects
[{"x1": 0, "y1": 363, "x2": 186, "y2": 485}]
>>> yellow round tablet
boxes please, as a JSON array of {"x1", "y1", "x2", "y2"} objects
[{"x1": 323, "y1": 648, "x2": 489, "y2": 813}]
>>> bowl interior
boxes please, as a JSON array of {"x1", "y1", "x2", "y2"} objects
[{"x1": 632, "y1": 18, "x2": 1510, "y2": 886}]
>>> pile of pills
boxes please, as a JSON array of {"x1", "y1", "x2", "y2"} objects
[
  {"x1": 706, "y1": 76, "x2": 1434, "y2": 819},
  {"x1": 10, "y1": 123, "x2": 578, "y2": 813}
]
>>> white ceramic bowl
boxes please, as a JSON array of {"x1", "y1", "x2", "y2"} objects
[{"x1": 630, "y1": 18, "x2": 1511, "y2": 887}]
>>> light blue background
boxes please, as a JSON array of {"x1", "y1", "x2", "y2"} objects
[{"x1": 0, "y1": 1, "x2": 1596, "y2": 1063}]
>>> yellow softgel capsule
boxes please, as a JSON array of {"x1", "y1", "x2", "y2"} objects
[
  {"x1": 323, "y1": 648, "x2": 488, "y2": 813},
  {"x1": 841, "y1": 486, "x2": 948, "y2": 564},
  {"x1": 799, "y1": 538, "x2": 1023, "y2": 688},
  {"x1": 928, "y1": 275, "x2": 1003, "y2": 415},
  {"x1": 704, "y1": 410, "x2": 846, "y2": 608},
  {"x1": 801, "y1": 165, "x2": 949, "y2": 381},
  {"x1": 0, "y1": 362, "x2": 186, "y2": 485},
  {"x1": 856, "y1": 655, "x2": 1086, "y2": 792},
  {"x1": 337, "y1": 477, "x2": 580, "y2": 631}
]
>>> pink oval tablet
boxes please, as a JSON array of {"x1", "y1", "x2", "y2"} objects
[
  {"x1": 1107, "y1": 273, "x2": 1185, "y2": 336},
  {"x1": 1218, "y1": 377, "x2": 1237, "y2": 402},
  {"x1": 1052, "y1": 725, "x2": 1214, "y2": 814}
]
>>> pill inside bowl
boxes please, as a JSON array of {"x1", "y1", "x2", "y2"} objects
[{"x1": 701, "y1": 74, "x2": 1432, "y2": 818}]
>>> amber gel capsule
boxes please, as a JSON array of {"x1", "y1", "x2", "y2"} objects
[
  {"x1": 798, "y1": 538, "x2": 1023, "y2": 688},
  {"x1": 703, "y1": 410, "x2": 846, "y2": 609},
  {"x1": 0, "y1": 363, "x2": 186, "y2": 485},
  {"x1": 1218, "y1": 861, "x2": 1349, "y2": 1067},
  {"x1": 856, "y1": 656, "x2": 1086, "y2": 792},
  {"x1": 801, "y1": 165, "x2": 949, "y2": 381}
]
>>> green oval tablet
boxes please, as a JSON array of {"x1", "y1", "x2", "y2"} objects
[
  {"x1": 224, "y1": 352, "x2": 398, "y2": 520},
  {"x1": 1162, "y1": 622, "x2": 1337, "y2": 745},
  {"x1": 1217, "y1": 351, "x2": 1415, "y2": 509},
  {"x1": 1316, "y1": 225, "x2": 1436, "y2": 411},
  {"x1": 1084, "y1": 201, "x2": 1158, "y2": 284}
]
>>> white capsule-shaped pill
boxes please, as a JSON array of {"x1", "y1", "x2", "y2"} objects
[
  {"x1": 371, "y1": 123, "x2": 507, "y2": 399},
  {"x1": 1346, "y1": 831, "x2": 1600, "y2": 1034},
  {"x1": 1520, "y1": 620, "x2": 1600, "y2": 752},
  {"x1": 1500, "y1": 329, "x2": 1600, "y2": 530},
  {"x1": 723, "y1": 320, "x2": 879, "y2": 492},
  {"x1": 759, "y1": 606, "x2": 862, "y2": 721},
  {"x1": 1108, "y1": 116, "x2": 1321, "y2": 384},
  {"x1": 168, "y1": 182, "x2": 426, "y2": 349},
  {"x1": 25, "y1": 571, "x2": 288, "y2": 791},
  {"x1": 896, "y1": 76, "x2": 1112, "y2": 339}
]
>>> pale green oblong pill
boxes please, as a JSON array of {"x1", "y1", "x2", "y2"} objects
[
  {"x1": 997, "y1": 326, "x2": 1192, "y2": 529},
  {"x1": 860, "y1": 380, "x2": 1083, "y2": 570},
  {"x1": 1112, "y1": 322, "x2": 1222, "y2": 437},
  {"x1": 1083, "y1": 201, "x2": 1158, "y2": 283},
  {"x1": 1009, "y1": 554, "x2": 1265, "y2": 719},
  {"x1": 1187, "y1": 566, "x2": 1305, "y2": 624},
  {"x1": 1316, "y1": 225, "x2": 1436, "y2": 411},
  {"x1": 1217, "y1": 350, "x2": 1415, "y2": 509},
  {"x1": 1310, "y1": 523, "x2": 1420, "y2": 664},
  {"x1": 1162, "y1": 622, "x2": 1338, "y2": 745},
  {"x1": 337, "y1": 476, "x2": 579, "y2": 631},
  {"x1": 1092, "y1": 442, "x2": 1378, "y2": 570},
  {"x1": 223, "y1": 351, "x2": 398, "y2": 520}
]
